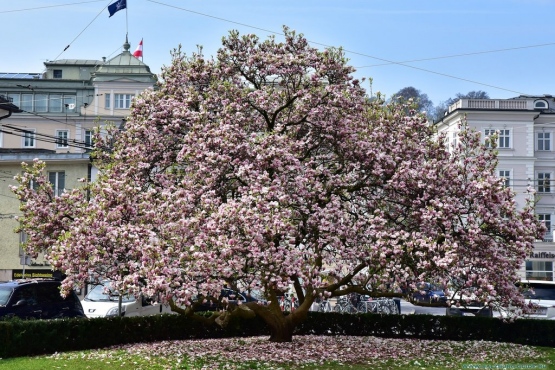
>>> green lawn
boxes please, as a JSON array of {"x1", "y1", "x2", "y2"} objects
[{"x1": 0, "y1": 336, "x2": 552, "y2": 370}]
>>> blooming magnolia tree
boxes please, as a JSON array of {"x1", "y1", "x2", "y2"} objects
[{"x1": 12, "y1": 28, "x2": 543, "y2": 342}]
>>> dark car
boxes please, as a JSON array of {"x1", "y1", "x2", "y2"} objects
[
  {"x1": 412, "y1": 282, "x2": 448, "y2": 306},
  {"x1": 0, "y1": 279, "x2": 86, "y2": 320},
  {"x1": 194, "y1": 288, "x2": 267, "y2": 311},
  {"x1": 522, "y1": 284, "x2": 555, "y2": 301},
  {"x1": 193, "y1": 289, "x2": 246, "y2": 311}
]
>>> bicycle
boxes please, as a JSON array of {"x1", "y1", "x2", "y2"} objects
[
  {"x1": 318, "y1": 299, "x2": 332, "y2": 312},
  {"x1": 311, "y1": 297, "x2": 332, "y2": 312},
  {"x1": 333, "y1": 296, "x2": 358, "y2": 314},
  {"x1": 358, "y1": 297, "x2": 399, "y2": 314}
]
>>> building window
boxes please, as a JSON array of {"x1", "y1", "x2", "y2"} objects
[
  {"x1": 499, "y1": 170, "x2": 511, "y2": 188},
  {"x1": 64, "y1": 96, "x2": 76, "y2": 111},
  {"x1": 84, "y1": 130, "x2": 94, "y2": 148},
  {"x1": 498, "y1": 129, "x2": 510, "y2": 148},
  {"x1": 526, "y1": 260, "x2": 553, "y2": 281},
  {"x1": 49, "y1": 94, "x2": 62, "y2": 112},
  {"x1": 484, "y1": 128, "x2": 511, "y2": 149},
  {"x1": 114, "y1": 94, "x2": 133, "y2": 109},
  {"x1": 451, "y1": 132, "x2": 458, "y2": 149},
  {"x1": 48, "y1": 171, "x2": 65, "y2": 197},
  {"x1": 538, "y1": 132, "x2": 551, "y2": 151},
  {"x1": 534, "y1": 100, "x2": 548, "y2": 110},
  {"x1": 537, "y1": 172, "x2": 552, "y2": 193},
  {"x1": 538, "y1": 214, "x2": 552, "y2": 241},
  {"x1": 8, "y1": 93, "x2": 20, "y2": 107},
  {"x1": 53, "y1": 70, "x2": 62, "y2": 79},
  {"x1": 105, "y1": 93, "x2": 111, "y2": 109},
  {"x1": 21, "y1": 94, "x2": 33, "y2": 111},
  {"x1": 28, "y1": 179, "x2": 38, "y2": 191},
  {"x1": 23, "y1": 130, "x2": 36, "y2": 148},
  {"x1": 11, "y1": 93, "x2": 75, "y2": 113},
  {"x1": 35, "y1": 94, "x2": 48, "y2": 112},
  {"x1": 56, "y1": 130, "x2": 69, "y2": 148}
]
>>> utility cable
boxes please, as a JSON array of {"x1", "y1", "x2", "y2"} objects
[
  {"x1": 52, "y1": 0, "x2": 114, "y2": 61},
  {"x1": 1, "y1": 126, "x2": 92, "y2": 151},
  {"x1": 0, "y1": 0, "x2": 105, "y2": 14},
  {"x1": 1, "y1": 124, "x2": 92, "y2": 150},
  {"x1": 0, "y1": 102, "x2": 121, "y2": 132},
  {"x1": 355, "y1": 43, "x2": 555, "y2": 68},
  {"x1": 146, "y1": 0, "x2": 530, "y2": 96}
]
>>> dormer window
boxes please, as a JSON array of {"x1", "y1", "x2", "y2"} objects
[{"x1": 534, "y1": 100, "x2": 548, "y2": 110}]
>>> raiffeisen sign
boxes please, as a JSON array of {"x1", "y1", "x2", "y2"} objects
[{"x1": 529, "y1": 252, "x2": 555, "y2": 259}]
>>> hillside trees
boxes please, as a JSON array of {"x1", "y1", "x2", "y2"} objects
[
  {"x1": 12, "y1": 28, "x2": 544, "y2": 342},
  {"x1": 390, "y1": 86, "x2": 434, "y2": 117}
]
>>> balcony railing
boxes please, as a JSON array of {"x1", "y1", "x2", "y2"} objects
[{"x1": 448, "y1": 99, "x2": 533, "y2": 114}]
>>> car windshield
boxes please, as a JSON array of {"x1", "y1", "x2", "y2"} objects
[
  {"x1": 85, "y1": 282, "x2": 136, "y2": 303},
  {"x1": 418, "y1": 283, "x2": 442, "y2": 291},
  {"x1": 524, "y1": 287, "x2": 555, "y2": 300},
  {"x1": 0, "y1": 287, "x2": 12, "y2": 306}
]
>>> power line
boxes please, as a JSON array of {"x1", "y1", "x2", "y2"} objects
[
  {"x1": 0, "y1": 98, "x2": 119, "y2": 131},
  {"x1": 5, "y1": 108, "x2": 92, "y2": 131},
  {"x1": 146, "y1": 0, "x2": 530, "y2": 96},
  {"x1": 52, "y1": 0, "x2": 114, "y2": 61},
  {"x1": 0, "y1": 0, "x2": 105, "y2": 14},
  {"x1": 0, "y1": 129, "x2": 88, "y2": 151},
  {"x1": 355, "y1": 43, "x2": 555, "y2": 69},
  {"x1": 1, "y1": 126, "x2": 92, "y2": 151},
  {"x1": 0, "y1": 191, "x2": 20, "y2": 201},
  {"x1": 1, "y1": 0, "x2": 537, "y2": 97},
  {"x1": 0, "y1": 0, "x2": 544, "y2": 99}
]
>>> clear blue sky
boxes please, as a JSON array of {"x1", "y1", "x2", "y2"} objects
[{"x1": 2, "y1": 0, "x2": 555, "y2": 107}]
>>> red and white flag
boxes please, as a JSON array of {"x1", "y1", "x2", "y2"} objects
[{"x1": 133, "y1": 39, "x2": 143, "y2": 58}]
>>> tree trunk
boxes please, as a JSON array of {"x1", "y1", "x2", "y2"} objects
[
  {"x1": 267, "y1": 316, "x2": 295, "y2": 342},
  {"x1": 248, "y1": 296, "x2": 311, "y2": 343}
]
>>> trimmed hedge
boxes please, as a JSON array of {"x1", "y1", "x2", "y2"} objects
[
  {"x1": 0, "y1": 312, "x2": 553, "y2": 358},
  {"x1": 296, "y1": 312, "x2": 555, "y2": 346}
]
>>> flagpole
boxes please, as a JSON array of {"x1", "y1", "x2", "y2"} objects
[{"x1": 125, "y1": 0, "x2": 128, "y2": 36}]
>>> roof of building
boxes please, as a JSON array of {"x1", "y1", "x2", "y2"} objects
[
  {"x1": 0, "y1": 73, "x2": 42, "y2": 79},
  {"x1": 44, "y1": 59, "x2": 102, "y2": 66},
  {"x1": 91, "y1": 38, "x2": 156, "y2": 83},
  {"x1": 510, "y1": 94, "x2": 555, "y2": 100},
  {"x1": 1, "y1": 38, "x2": 156, "y2": 84}
]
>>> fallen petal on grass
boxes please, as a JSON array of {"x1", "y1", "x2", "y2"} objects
[{"x1": 48, "y1": 335, "x2": 552, "y2": 369}]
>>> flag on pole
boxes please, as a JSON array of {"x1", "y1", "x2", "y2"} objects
[
  {"x1": 133, "y1": 39, "x2": 143, "y2": 58},
  {"x1": 108, "y1": 0, "x2": 127, "y2": 17}
]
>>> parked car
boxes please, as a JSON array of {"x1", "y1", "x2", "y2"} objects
[
  {"x1": 412, "y1": 282, "x2": 448, "y2": 306},
  {"x1": 0, "y1": 279, "x2": 86, "y2": 320},
  {"x1": 520, "y1": 284, "x2": 555, "y2": 320},
  {"x1": 447, "y1": 283, "x2": 555, "y2": 319},
  {"x1": 194, "y1": 288, "x2": 268, "y2": 312},
  {"x1": 81, "y1": 280, "x2": 173, "y2": 318}
]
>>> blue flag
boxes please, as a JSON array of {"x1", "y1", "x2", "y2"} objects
[{"x1": 108, "y1": 0, "x2": 126, "y2": 17}]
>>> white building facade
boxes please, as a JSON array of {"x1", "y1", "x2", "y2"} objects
[{"x1": 436, "y1": 95, "x2": 555, "y2": 284}]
